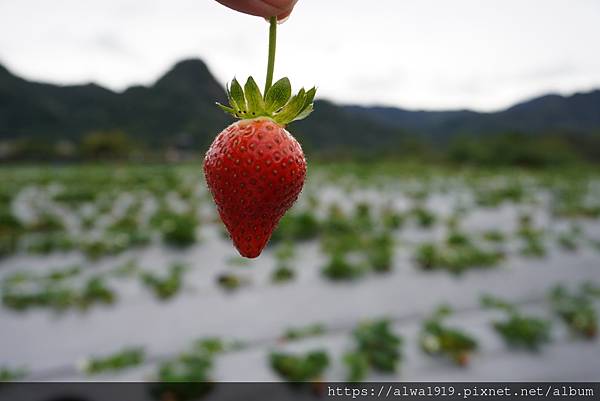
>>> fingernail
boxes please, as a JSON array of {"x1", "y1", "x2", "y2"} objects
[{"x1": 277, "y1": 14, "x2": 290, "y2": 24}]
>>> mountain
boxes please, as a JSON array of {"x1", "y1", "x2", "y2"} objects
[
  {"x1": 0, "y1": 59, "x2": 232, "y2": 148},
  {"x1": 0, "y1": 59, "x2": 405, "y2": 153},
  {"x1": 1, "y1": 58, "x2": 599, "y2": 156},
  {"x1": 346, "y1": 90, "x2": 600, "y2": 138},
  {"x1": 0, "y1": 63, "x2": 120, "y2": 140}
]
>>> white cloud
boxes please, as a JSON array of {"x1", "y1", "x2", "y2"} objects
[{"x1": 0, "y1": 0, "x2": 599, "y2": 111}]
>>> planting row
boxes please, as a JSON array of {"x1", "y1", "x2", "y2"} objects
[
  {"x1": 1, "y1": 165, "x2": 599, "y2": 260},
  {"x1": 2, "y1": 281, "x2": 598, "y2": 385}
]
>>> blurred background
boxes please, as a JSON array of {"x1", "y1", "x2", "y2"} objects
[{"x1": 1, "y1": 0, "x2": 600, "y2": 388}]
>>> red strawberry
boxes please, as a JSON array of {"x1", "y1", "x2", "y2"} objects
[
  {"x1": 204, "y1": 76, "x2": 315, "y2": 258},
  {"x1": 204, "y1": 118, "x2": 306, "y2": 257},
  {"x1": 454, "y1": 352, "x2": 470, "y2": 367}
]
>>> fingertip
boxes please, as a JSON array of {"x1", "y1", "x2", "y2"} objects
[
  {"x1": 277, "y1": 13, "x2": 290, "y2": 24},
  {"x1": 263, "y1": 10, "x2": 291, "y2": 24},
  {"x1": 261, "y1": 0, "x2": 297, "y2": 24},
  {"x1": 276, "y1": 8, "x2": 293, "y2": 23}
]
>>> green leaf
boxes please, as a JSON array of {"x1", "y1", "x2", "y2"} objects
[
  {"x1": 303, "y1": 87, "x2": 317, "y2": 108},
  {"x1": 293, "y1": 103, "x2": 313, "y2": 122},
  {"x1": 216, "y1": 102, "x2": 236, "y2": 116},
  {"x1": 274, "y1": 88, "x2": 306, "y2": 125},
  {"x1": 225, "y1": 83, "x2": 232, "y2": 102},
  {"x1": 265, "y1": 78, "x2": 291, "y2": 113},
  {"x1": 219, "y1": 75, "x2": 317, "y2": 123},
  {"x1": 293, "y1": 86, "x2": 317, "y2": 121},
  {"x1": 229, "y1": 78, "x2": 246, "y2": 113},
  {"x1": 244, "y1": 77, "x2": 265, "y2": 116}
]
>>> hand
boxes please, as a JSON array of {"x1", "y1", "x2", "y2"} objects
[{"x1": 215, "y1": 0, "x2": 298, "y2": 21}]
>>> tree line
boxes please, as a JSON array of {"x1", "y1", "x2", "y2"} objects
[{"x1": 1, "y1": 129, "x2": 600, "y2": 168}]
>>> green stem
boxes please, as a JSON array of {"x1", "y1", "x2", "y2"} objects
[{"x1": 264, "y1": 16, "x2": 277, "y2": 96}]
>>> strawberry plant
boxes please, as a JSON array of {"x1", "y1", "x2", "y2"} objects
[
  {"x1": 0, "y1": 366, "x2": 27, "y2": 382},
  {"x1": 0, "y1": 233, "x2": 18, "y2": 259},
  {"x1": 79, "y1": 232, "x2": 149, "y2": 260},
  {"x1": 381, "y1": 207, "x2": 405, "y2": 230},
  {"x1": 353, "y1": 202, "x2": 374, "y2": 230},
  {"x1": 270, "y1": 350, "x2": 329, "y2": 382},
  {"x1": 0, "y1": 207, "x2": 20, "y2": 230},
  {"x1": 549, "y1": 283, "x2": 599, "y2": 338},
  {"x1": 419, "y1": 305, "x2": 478, "y2": 366},
  {"x1": 193, "y1": 337, "x2": 246, "y2": 355},
  {"x1": 141, "y1": 263, "x2": 186, "y2": 300},
  {"x1": 516, "y1": 216, "x2": 546, "y2": 257},
  {"x1": 446, "y1": 230, "x2": 471, "y2": 247},
  {"x1": 79, "y1": 276, "x2": 116, "y2": 309},
  {"x1": 217, "y1": 272, "x2": 247, "y2": 291},
  {"x1": 271, "y1": 241, "x2": 296, "y2": 284},
  {"x1": 482, "y1": 229, "x2": 506, "y2": 243},
  {"x1": 2, "y1": 285, "x2": 75, "y2": 312},
  {"x1": 272, "y1": 265, "x2": 295, "y2": 283},
  {"x1": 2, "y1": 273, "x2": 115, "y2": 312},
  {"x1": 406, "y1": 188, "x2": 430, "y2": 202},
  {"x1": 366, "y1": 231, "x2": 395, "y2": 273},
  {"x1": 410, "y1": 206, "x2": 437, "y2": 228},
  {"x1": 551, "y1": 186, "x2": 600, "y2": 219},
  {"x1": 321, "y1": 252, "x2": 365, "y2": 281},
  {"x1": 153, "y1": 353, "x2": 214, "y2": 400},
  {"x1": 0, "y1": 210, "x2": 23, "y2": 258},
  {"x1": 415, "y1": 241, "x2": 503, "y2": 274},
  {"x1": 320, "y1": 204, "x2": 396, "y2": 278},
  {"x1": 475, "y1": 181, "x2": 527, "y2": 207},
  {"x1": 1, "y1": 265, "x2": 81, "y2": 288},
  {"x1": 46, "y1": 266, "x2": 82, "y2": 281},
  {"x1": 344, "y1": 319, "x2": 403, "y2": 381},
  {"x1": 281, "y1": 323, "x2": 326, "y2": 342},
  {"x1": 557, "y1": 233, "x2": 577, "y2": 251},
  {"x1": 152, "y1": 337, "x2": 241, "y2": 400},
  {"x1": 343, "y1": 351, "x2": 370, "y2": 382},
  {"x1": 320, "y1": 204, "x2": 361, "y2": 254},
  {"x1": 152, "y1": 211, "x2": 197, "y2": 247},
  {"x1": 270, "y1": 211, "x2": 320, "y2": 244},
  {"x1": 582, "y1": 281, "x2": 600, "y2": 297},
  {"x1": 27, "y1": 213, "x2": 64, "y2": 233},
  {"x1": 481, "y1": 294, "x2": 551, "y2": 351},
  {"x1": 24, "y1": 232, "x2": 76, "y2": 254},
  {"x1": 111, "y1": 260, "x2": 141, "y2": 278},
  {"x1": 81, "y1": 347, "x2": 145, "y2": 375},
  {"x1": 204, "y1": 16, "x2": 316, "y2": 258},
  {"x1": 53, "y1": 186, "x2": 98, "y2": 204},
  {"x1": 556, "y1": 224, "x2": 582, "y2": 252}
]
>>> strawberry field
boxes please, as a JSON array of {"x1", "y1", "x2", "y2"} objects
[{"x1": 1, "y1": 163, "x2": 600, "y2": 382}]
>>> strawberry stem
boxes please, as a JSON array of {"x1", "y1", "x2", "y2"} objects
[
  {"x1": 216, "y1": 16, "x2": 316, "y2": 124},
  {"x1": 264, "y1": 16, "x2": 277, "y2": 97}
]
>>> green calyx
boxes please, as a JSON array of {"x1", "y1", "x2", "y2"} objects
[
  {"x1": 217, "y1": 77, "x2": 316, "y2": 126},
  {"x1": 216, "y1": 16, "x2": 315, "y2": 126}
]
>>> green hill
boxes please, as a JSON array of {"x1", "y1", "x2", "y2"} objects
[{"x1": 1, "y1": 58, "x2": 599, "y2": 161}]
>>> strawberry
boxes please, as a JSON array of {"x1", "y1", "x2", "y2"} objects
[
  {"x1": 454, "y1": 352, "x2": 471, "y2": 367},
  {"x1": 204, "y1": 16, "x2": 315, "y2": 258},
  {"x1": 204, "y1": 119, "x2": 305, "y2": 256}
]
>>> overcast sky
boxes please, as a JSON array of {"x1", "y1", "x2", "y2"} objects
[{"x1": 1, "y1": 0, "x2": 599, "y2": 111}]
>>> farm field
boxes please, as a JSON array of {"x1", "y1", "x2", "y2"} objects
[{"x1": 1, "y1": 162, "x2": 600, "y2": 384}]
